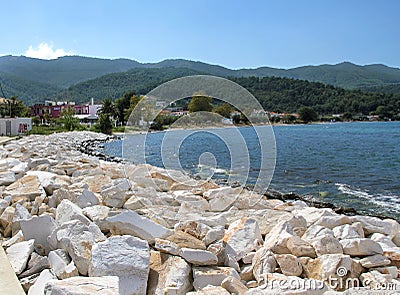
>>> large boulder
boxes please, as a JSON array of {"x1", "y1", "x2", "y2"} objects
[
  {"x1": 44, "y1": 276, "x2": 120, "y2": 295},
  {"x1": 106, "y1": 210, "x2": 171, "y2": 244},
  {"x1": 359, "y1": 254, "x2": 391, "y2": 268},
  {"x1": 340, "y1": 238, "x2": 383, "y2": 256},
  {"x1": 4, "y1": 175, "x2": 46, "y2": 202},
  {"x1": 20, "y1": 215, "x2": 57, "y2": 255},
  {"x1": 147, "y1": 251, "x2": 192, "y2": 295},
  {"x1": 286, "y1": 236, "x2": 316, "y2": 258},
  {"x1": 89, "y1": 235, "x2": 150, "y2": 295},
  {"x1": 0, "y1": 171, "x2": 16, "y2": 186},
  {"x1": 5, "y1": 239, "x2": 34, "y2": 275},
  {"x1": 351, "y1": 216, "x2": 399, "y2": 237},
  {"x1": 27, "y1": 269, "x2": 55, "y2": 295},
  {"x1": 49, "y1": 220, "x2": 106, "y2": 275},
  {"x1": 251, "y1": 248, "x2": 277, "y2": 283},
  {"x1": 263, "y1": 216, "x2": 306, "y2": 254},
  {"x1": 56, "y1": 199, "x2": 91, "y2": 225},
  {"x1": 301, "y1": 254, "x2": 363, "y2": 291},
  {"x1": 275, "y1": 254, "x2": 303, "y2": 276},
  {"x1": 203, "y1": 187, "x2": 242, "y2": 212},
  {"x1": 26, "y1": 171, "x2": 71, "y2": 195},
  {"x1": 310, "y1": 235, "x2": 343, "y2": 256},
  {"x1": 179, "y1": 248, "x2": 218, "y2": 265},
  {"x1": 101, "y1": 178, "x2": 131, "y2": 208},
  {"x1": 223, "y1": 218, "x2": 263, "y2": 261},
  {"x1": 332, "y1": 223, "x2": 364, "y2": 240}
]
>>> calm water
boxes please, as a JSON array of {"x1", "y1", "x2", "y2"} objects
[{"x1": 105, "y1": 122, "x2": 400, "y2": 219}]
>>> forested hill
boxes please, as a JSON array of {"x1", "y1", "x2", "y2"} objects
[
  {"x1": 231, "y1": 76, "x2": 400, "y2": 115},
  {"x1": 53, "y1": 67, "x2": 400, "y2": 116},
  {"x1": 53, "y1": 67, "x2": 205, "y2": 103},
  {"x1": 2, "y1": 55, "x2": 400, "y2": 94}
]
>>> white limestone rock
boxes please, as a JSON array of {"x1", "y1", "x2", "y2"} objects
[
  {"x1": 263, "y1": 215, "x2": 306, "y2": 254},
  {"x1": 75, "y1": 189, "x2": 100, "y2": 208},
  {"x1": 4, "y1": 174, "x2": 46, "y2": 202},
  {"x1": 286, "y1": 236, "x2": 317, "y2": 258},
  {"x1": 26, "y1": 171, "x2": 70, "y2": 195},
  {"x1": 340, "y1": 238, "x2": 383, "y2": 256},
  {"x1": 106, "y1": 210, "x2": 171, "y2": 243},
  {"x1": 27, "y1": 269, "x2": 56, "y2": 295},
  {"x1": 223, "y1": 218, "x2": 263, "y2": 261},
  {"x1": 203, "y1": 187, "x2": 241, "y2": 212},
  {"x1": 89, "y1": 235, "x2": 150, "y2": 295},
  {"x1": 221, "y1": 276, "x2": 248, "y2": 294},
  {"x1": 192, "y1": 266, "x2": 240, "y2": 290},
  {"x1": 360, "y1": 270, "x2": 400, "y2": 290},
  {"x1": 44, "y1": 276, "x2": 119, "y2": 295},
  {"x1": 20, "y1": 214, "x2": 57, "y2": 255},
  {"x1": 154, "y1": 238, "x2": 180, "y2": 256},
  {"x1": 314, "y1": 215, "x2": 352, "y2": 229},
  {"x1": 50, "y1": 219, "x2": 106, "y2": 275},
  {"x1": 370, "y1": 233, "x2": 397, "y2": 250},
  {"x1": 1, "y1": 230, "x2": 24, "y2": 248},
  {"x1": 359, "y1": 254, "x2": 391, "y2": 268},
  {"x1": 302, "y1": 225, "x2": 335, "y2": 241},
  {"x1": 251, "y1": 248, "x2": 277, "y2": 283},
  {"x1": 101, "y1": 178, "x2": 131, "y2": 208},
  {"x1": 275, "y1": 254, "x2": 303, "y2": 276},
  {"x1": 242, "y1": 252, "x2": 256, "y2": 264},
  {"x1": 179, "y1": 248, "x2": 218, "y2": 265},
  {"x1": 28, "y1": 158, "x2": 50, "y2": 169},
  {"x1": 301, "y1": 253, "x2": 364, "y2": 290},
  {"x1": 203, "y1": 226, "x2": 225, "y2": 246},
  {"x1": 372, "y1": 266, "x2": 398, "y2": 279},
  {"x1": 333, "y1": 222, "x2": 364, "y2": 240},
  {"x1": 351, "y1": 215, "x2": 399, "y2": 237},
  {"x1": 147, "y1": 251, "x2": 192, "y2": 295},
  {"x1": 6, "y1": 239, "x2": 34, "y2": 275},
  {"x1": 310, "y1": 235, "x2": 343, "y2": 256},
  {"x1": 48, "y1": 249, "x2": 75, "y2": 279},
  {"x1": 56, "y1": 199, "x2": 91, "y2": 225},
  {"x1": 0, "y1": 171, "x2": 16, "y2": 186},
  {"x1": 82, "y1": 205, "x2": 110, "y2": 231}
]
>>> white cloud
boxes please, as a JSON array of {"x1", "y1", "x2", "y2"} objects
[{"x1": 24, "y1": 42, "x2": 74, "y2": 59}]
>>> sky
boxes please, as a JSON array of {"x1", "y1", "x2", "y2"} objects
[{"x1": 1, "y1": 0, "x2": 400, "y2": 69}]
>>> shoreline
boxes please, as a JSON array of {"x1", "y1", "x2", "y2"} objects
[
  {"x1": 82, "y1": 132, "x2": 397, "y2": 222},
  {"x1": 1, "y1": 131, "x2": 399, "y2": 294}
]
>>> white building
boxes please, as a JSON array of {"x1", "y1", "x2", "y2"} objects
[{"x1": 0, "y1": 118, "x2": 32, "y2": 136}]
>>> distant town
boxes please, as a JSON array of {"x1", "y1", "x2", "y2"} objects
[{"x1": 0, "y1": 94, "x2": 395, "y2": 137}]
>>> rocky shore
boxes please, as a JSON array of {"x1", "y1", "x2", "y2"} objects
[{"x1": 1, "y1": 131, "x2": 400, "y2": 294}]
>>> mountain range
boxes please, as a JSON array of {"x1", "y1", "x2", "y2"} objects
[{"x1": 1, "y1": 55, "x2": 400, "y2": 105}]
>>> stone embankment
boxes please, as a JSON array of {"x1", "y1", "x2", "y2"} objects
[{"x1": 0, "y1": 131, "x2": 399, "y2": 294}]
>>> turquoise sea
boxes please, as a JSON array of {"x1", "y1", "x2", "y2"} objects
[{"x1": 105, "y1": 121, "x2": 400, "y2": 220}]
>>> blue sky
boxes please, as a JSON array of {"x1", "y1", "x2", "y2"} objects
[{"x1": 2, "y1": 0, "x2": 399, "y2": 69}]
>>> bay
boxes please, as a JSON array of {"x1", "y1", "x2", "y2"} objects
[{"x1": 105, "y1": 121, "x2": 400, "y2": 219}]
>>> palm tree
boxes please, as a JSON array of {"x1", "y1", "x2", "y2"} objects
[
  {"x1": 99, "y1": 98, "x2": 117, "y2": 117},
  {"x1": 98, "y1": 98, "x2": 117, "y2": 135}
]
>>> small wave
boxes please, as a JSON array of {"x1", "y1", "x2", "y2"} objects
[
  {"x1": 335, "y1": 183, "x2": 400, "y2": 213},
  {"x1": 211, "y1": 167, "x2": 228, "y2": 174}
]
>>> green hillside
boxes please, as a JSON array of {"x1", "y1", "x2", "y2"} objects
[
  {"x1": 0, "y1": 55, "x2": 141, "y2": 88},
  {"x1": 51, "y1": 67, "x2": 400, "y2": 116},
  {"x1": 2, "y1": 55, "x2": 400, "y2": 101},
  {"x1": 360, "y1": 83, "x2": 400, "y2": 95},
  {"x1": 53, "y1": 67, "x2": 205, "y2": 103},
  {"x1": 0, "y1": 72, "x2": 61, "y2": 104}
]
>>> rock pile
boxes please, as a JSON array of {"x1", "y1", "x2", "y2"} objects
[{"x1": 0, "y1": 131, "x2": 399, "y2": 294}]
